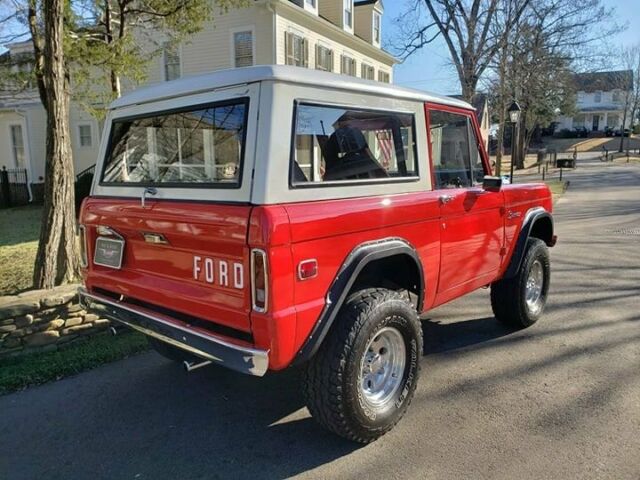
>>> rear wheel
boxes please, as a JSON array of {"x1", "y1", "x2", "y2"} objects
[
  {"x1": 491, "y1": 238, "x2": 550, "y2": 328},
  {"x1": 303, "y1": 288, "x2": 422, "y2": 443}
]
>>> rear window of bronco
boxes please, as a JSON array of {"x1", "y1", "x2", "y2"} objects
[
  {"x1": 291, "y1": 103, "x2": 418, "y2": 185},
  {"x1": 101, "y1": 99, "x2": 248, "y2": 187}
]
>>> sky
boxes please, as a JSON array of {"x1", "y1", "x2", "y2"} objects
[{"x1": 382, "y1": 0, "x2": 640, "y2": 96}]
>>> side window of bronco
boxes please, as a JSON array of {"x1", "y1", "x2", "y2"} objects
[
  {"x1": 291, "y1": 103, "x2": 418, "y2": 185},
  {"x1": 429, "y1": 110, "x2": 485, "y2": 189}
]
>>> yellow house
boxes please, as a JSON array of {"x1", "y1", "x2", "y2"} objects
[{"x1": 0, "y1": 0, "x2": 397, "y2": 198}]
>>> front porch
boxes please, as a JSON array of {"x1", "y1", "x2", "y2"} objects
[{"x1": 572, "y1": 110, "x2": 623, "y2": 132}]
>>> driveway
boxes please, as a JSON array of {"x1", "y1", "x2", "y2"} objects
[{"x1": 1, "y1": 157, "x2": 639, "y2": 480}]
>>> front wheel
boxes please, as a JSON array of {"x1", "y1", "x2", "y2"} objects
[
  {"x1": 303, "y1": 288, "x2": 422, "y2": 443},
  {"x1": 491, "y1": 238, "x2": 550, "y2": 328}
]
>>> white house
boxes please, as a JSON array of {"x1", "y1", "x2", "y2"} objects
[
  {"x1": 0, "y1": 0, "x2": 396, "y2": 198},
  {"x1": 555, "y1": 70, "x2": 634, "y2": 133}
]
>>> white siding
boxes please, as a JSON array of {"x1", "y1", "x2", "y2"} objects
[
  {"x1": 319, "y1": 0, "x2": 344, "y2": 29},
  {"x1": 70, "y1": 103, "x2": 100, "y2": 175},
  {"x1": 143, "y1": 5, "x2": 275, "y2": 85},
  {"x1": 24, "y1": 106, "x2": 46, "y2": 181},
  {"x1": 0, "y1": 111, "x2": 29, "y2": 170},
  {"x1": 354, "y1": 4, "x2": 374, "y2": 44}
]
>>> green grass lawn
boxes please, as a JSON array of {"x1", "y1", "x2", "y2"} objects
[
  {"x1": 0, "y1": 331, "x2": 149, "y2": 395},
  {"x1": 0, "y1": 205, "x2": 42, "y2": 296}
]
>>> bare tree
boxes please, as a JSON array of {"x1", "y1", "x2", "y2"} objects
[
  {"x1": 393, "y1": 0, "x2": 530, "y2": 101},
  {"x1": 618, "y1": 45, "x2": 639, "y2": 152},
  {"x1": 489, "y1": 0, "x2": 616, "y2": 170}
]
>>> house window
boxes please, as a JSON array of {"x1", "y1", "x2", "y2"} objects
[
  {"x1": 612, "y1": 90, "x2": 621, "y2": 102},
  {"x1": 344, "y1": 0, "x2": 353, "y2": 28},
  {"x1": 361, "y1": 63, "x2": 375, "y2": 80},
  {"x1": 78, "y1": 124, "x2": 93, "y2": 148},
  {"x1": 594, "y1": 91, "x2": 602, "y2": 103},
  {"x1": 233, "y1": 30, "x2": 254, "y2": 67},
  {"x1": 316, "y1": 45, "x2": 334, "y2": 72},
  {"x1": 572, "y1": 115, "x2": 585, "y2": 128},
  {"x1": 373, "y1": 12, "x2": 381, "y2": 44},
  {"x1": 378, "y1": 70, "x2": 390, "y2": 83},
  {"x1": 305, "y1": 0, "x2": 316, "y2": 7},
  {"x1": 341, "y1": 54, "x2": 356, "y2": 76},
  {"x1": 10, "y1": 125, "x2": 25, "y2": 169},
  {"x1": 163, "y1": 45, "x2": 181, "y2": 81},
  {"x1": 285, "y1": 32, "x2": 309, "y2": 67}
]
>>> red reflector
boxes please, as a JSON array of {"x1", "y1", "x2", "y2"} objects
[{"x1": 298, "y1": 259, "x2": 318, "y2": 280}]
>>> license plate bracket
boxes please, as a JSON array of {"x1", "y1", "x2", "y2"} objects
[{"x1": 94, "y1": 237, "x2": 125, "y2": 269}]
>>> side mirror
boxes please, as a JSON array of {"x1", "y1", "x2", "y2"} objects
[{"x1": 482, "y1": 175, "x2": 502, "y2": 192}]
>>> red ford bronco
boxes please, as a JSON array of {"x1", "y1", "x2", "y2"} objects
[{"x1": 79, "y1": 66, "x2": 555, "y2": 443}]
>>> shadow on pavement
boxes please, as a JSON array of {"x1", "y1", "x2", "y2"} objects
[{"x1": 421, "y1": 316, "x2": 513, "y2": 355}]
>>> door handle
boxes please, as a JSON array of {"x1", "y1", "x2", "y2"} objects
[{"x1": 439, "y1": 194, "x2": 454, "y2": 204}]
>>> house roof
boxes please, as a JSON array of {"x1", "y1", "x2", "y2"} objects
[
  {"x1": 573, "y1": 70, "x2": 633, "y2": 92},
  {"x1": 355, "y1": 0, "x2": 382, "y2": 7},
  {"x1": 111, "y1": 65, "x2": 472, "y2": 110}
]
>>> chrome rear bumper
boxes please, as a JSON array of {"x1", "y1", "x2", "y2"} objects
[{"x1": 78, "y1": 288, "x2": 269, "y2": 376}]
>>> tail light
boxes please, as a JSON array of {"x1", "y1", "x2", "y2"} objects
[
  {"x1": 251, "y1": 249, "x2": 268, "y2": 313},
  {"x1": 78, "y1": 224, "x2": 88, "y2": 268}
]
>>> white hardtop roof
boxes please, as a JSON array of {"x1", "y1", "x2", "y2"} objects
[{"x1": 110, "y1": 65, "x2": 471, "y2": 111}]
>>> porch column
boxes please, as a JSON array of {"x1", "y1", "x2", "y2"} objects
[{"x1": 603, "y1": 112, "x2": 608, "y2": 130}]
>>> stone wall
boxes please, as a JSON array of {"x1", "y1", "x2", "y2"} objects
[{"x1": 0, "y1": 284, "x2": 109, "y2": 358}]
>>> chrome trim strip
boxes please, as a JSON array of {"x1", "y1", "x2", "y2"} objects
[{"x1": 78, "y1": 288, "x2": 269, "y2": 376}]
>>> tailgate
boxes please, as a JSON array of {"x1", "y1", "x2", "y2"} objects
[{"x1": 82, "y1": 198, "x2": 253, "y2": 332}]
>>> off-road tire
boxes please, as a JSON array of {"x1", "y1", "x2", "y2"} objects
[
  {"x1": 147, "y1": 337, "x2": 199, "y2": 363},
  {"x1": 303, "y1": 288, "x2": 422, "y2": 443},
  {"x1": 491, "y1": 238, "x2": 550, "y2": 328}
]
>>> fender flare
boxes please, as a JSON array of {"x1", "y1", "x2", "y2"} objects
[
  {"x1": 504, "y1": 207, "x2": 554, "y2": 279},
  {"x1": 293, "y1": 238, "x2": 424, "y2": 365}
]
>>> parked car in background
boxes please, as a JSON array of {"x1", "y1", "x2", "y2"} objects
[
  {"x1": 613, "y1": 128, "x2": 631, "y2": 137},
  {"x1": 573, "y1": 126, "x2": 588, "y2": 138}
]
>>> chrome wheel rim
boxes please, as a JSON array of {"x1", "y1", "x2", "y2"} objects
[
  {"x1": 525, "y1": 260, "x2": 544, "y2": 314},
  {"x1": 359, "y1": 327, "x2": 406, "y2": 411}
]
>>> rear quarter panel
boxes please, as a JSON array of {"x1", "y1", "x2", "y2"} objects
[{"x1": 283, "y1": 192, "x2": 442, "y2": 359}]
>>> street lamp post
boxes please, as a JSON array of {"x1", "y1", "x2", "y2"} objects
[{"x1": 508, "y1": 101, "x2": 521, "y2": 184}]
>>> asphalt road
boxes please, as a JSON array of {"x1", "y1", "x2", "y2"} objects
[{"x1": 1, "y1": 155, "x2": 639, "y2": 480}]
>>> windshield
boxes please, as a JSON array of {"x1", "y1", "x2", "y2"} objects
[{"x1": 101, "y1": 99, "x2": 248, "y2": 187}]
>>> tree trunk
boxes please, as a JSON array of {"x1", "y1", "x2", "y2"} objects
[
  {"x1": 619, "y1": 106, "x2": 628, "y2": 153},
  {"x1": 495, "y1": 46, "x2": 508, "y2": 176},
  {"x1": 515, "y1": 112, "x2": 527, "y2": 169},
  {"x1": 110, "y1": 69, "x2": 121, "y2": 98},
  {"x1": 33, "y1": 0, "x2": 80, "y2": 289}
]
